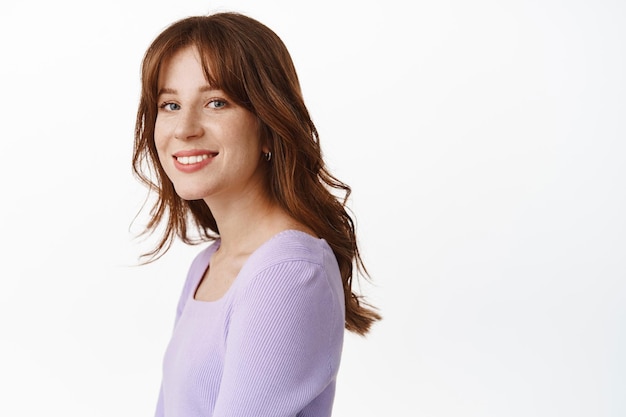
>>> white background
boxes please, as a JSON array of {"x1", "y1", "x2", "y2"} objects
[{"x1": 0, "y1": 0, "x2": 624, "y2": 416}]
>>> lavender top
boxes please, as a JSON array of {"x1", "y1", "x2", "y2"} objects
[{"x1": 154, "y1": 230, "x2": 345, "y2": 417}]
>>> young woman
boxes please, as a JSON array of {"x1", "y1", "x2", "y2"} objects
[{"x1": 132, "y1": 12, "x2": 380, "y2": 417}]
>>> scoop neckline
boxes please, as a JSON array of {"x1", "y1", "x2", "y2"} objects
[{"x1": 190, "y1": 229, "x2": 322, "y2": 304}]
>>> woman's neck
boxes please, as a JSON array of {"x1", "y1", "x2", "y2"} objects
[{"x1": 205, "y1": 190, "x2": 303, "y2": 257}]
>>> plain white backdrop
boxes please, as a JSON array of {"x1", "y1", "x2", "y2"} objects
[{"x1": 0, "y1": 0, "x2": 624, "y2": 415}]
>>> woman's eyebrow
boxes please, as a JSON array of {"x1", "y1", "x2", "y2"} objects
[
  {"x1": 199, "y1": 85, "x2": 220, "y2": 93},
  {"x1": 157, "y1": 87, "x2": 176, "y2": 96},
  {"x1": 157, "y1": 85, "x2": 219, "y2": 96}
]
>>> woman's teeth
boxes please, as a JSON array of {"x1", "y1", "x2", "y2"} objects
[{"x1": 176, "y1": 154, "x2": 210, "y2": 165}]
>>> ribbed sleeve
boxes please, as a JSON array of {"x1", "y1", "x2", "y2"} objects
[{"x1": 213, "y1": 260, "x2": 343, "y2": 417}]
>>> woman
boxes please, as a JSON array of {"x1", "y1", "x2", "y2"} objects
[{"x1": 132, "y1": 12, "x2": 380, "y2": 417}]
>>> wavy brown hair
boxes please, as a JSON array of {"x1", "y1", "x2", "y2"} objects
[{"x1": 132, "y1": 12, "x2": 380, "y2": 335}]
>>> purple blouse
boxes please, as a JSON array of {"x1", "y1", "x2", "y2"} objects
[{"x1": 155, "y1": 230, "x2": 345, "y2": 417}]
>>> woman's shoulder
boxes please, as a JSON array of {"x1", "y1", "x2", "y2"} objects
[
  {"x1": 248, "y1": 229, "x2": 332, "y2": 270},
  {"x1": 188, "y1": 239, "x2": 221, "y2": 274},
  {"x1": 234, "y1": 229, "x2": 343, "y2": 303},
  {"x1": 180, "y1": 240, "x2": 221, "y2": 295}
]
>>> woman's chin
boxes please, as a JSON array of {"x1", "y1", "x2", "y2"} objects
[{"x1": 173, "y1": 187, "x2": 209, "y2": 202}]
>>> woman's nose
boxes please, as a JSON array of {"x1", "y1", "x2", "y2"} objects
[{"x1": 174, "y1": 108, "x2": 204, "y2": 140}]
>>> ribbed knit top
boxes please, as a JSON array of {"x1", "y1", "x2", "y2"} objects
[{"x1": 154, "y1": 230, "x2": 346, "y2": 417}]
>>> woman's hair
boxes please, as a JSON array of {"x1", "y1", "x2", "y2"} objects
[{"x1": 133, "y1": 12, "x2": 380, "y2": 335}]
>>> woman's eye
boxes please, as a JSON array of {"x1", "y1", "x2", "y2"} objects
[
  {"x1": 208, "y1": 99, "x2": 227, "y2": 109},
  {"x1": 160, "y1": 102, "x2": 181, "y2": 111}
]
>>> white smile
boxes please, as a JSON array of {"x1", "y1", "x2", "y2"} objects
[{"x1": 175, "y1": 154, "x2": 212, "y2": 165}]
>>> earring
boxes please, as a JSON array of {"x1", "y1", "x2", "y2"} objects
[{"x1": 264, "y1": 151, "x2": 272, "y2": 162}]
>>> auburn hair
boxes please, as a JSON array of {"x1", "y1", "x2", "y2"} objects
[{"x1": 132, "y1": 12, "x2": 380, "y2": 335}]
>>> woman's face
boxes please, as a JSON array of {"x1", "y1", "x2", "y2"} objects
[{"x1": 154, "y1": 46, "x2": 268, "y2": 204}]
